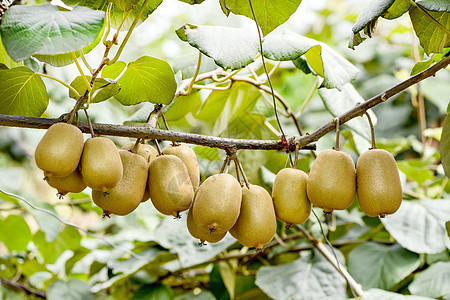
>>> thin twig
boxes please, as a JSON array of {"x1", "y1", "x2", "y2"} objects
[{"x1": 0, "y1": 278, "x2": 46, "y2": 299}]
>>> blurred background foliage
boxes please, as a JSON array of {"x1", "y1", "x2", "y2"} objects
[{"x1": 1, "y1": 0, "x2": 450, "y2": 299}]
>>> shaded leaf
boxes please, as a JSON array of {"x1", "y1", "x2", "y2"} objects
[
  {"x1": 176, "y1": 24, "x2": 259, "y2": 70},
  {"x1": 255, "y1": 249, "x2": 347, "y2": 300},
  {"x1": 410, "y1": 6, "x2": 450, "y2": 54},
  {"x1": 47, "y1": 279, "x2": 94, "y2": 300},
  {"x1": 33, "y1": 227, "x2": 83, "y2": 264},
  {"x1": 224, "y1": 0, "x2": 302, "y2": 35},
  {"x1": 110, "y1": 0, "x2": 162, "y2": 30},
  {"x1": 411, "y1": 55, "x2": 436, "y2": 75},
  {"x1": 0, "y1": 5, "x2": 104, "y2": 61},
  {"x1": 0, "y1": 214, "x2": 32, "y2": 252},
  {"x1": 441, "y1": 114, "x2": 450, "y2": 179},
  {"x1": 177, "y1": 0, "x2": 206, "y2": 4},
  {"x1": 347, "y1": 242, "x2": 420, "y2": 290},
  {"x1": 263, "y1": 30, "x2": 358, "y2": 89},
  {"x1": 131, "y1": 284, "x2": 173, "y2": 300},
  {"x1": 381, "y1": 200, "x2": 450, "y2": 254},
  {"x1": 69, "y1": 76, "x2": 121, "y2": 103},
  {"x1": 318, "y1": 83, "x2": 377, "y2": 142},
  {"x1": 0, "y1": 35, "x2": 21, "y2": 69},
  {"x1": 109, "y1": 0, "x2": 139, "y2": 12},
  {"x1": 409, "y1": 261, "x2": 450, "y2": 299},
  {"x1": 363, "y1": 288, "x2": 436, "y2": 300},
  {"x1": 102, "y1": 56, "x2": 177, "y2": 105},
  {"x1": 0, "y1": 66, "x2": 48, "y2": 117},
  {"x1": 416, "y1": 0, "x2": 450, "y2": 12},
  {"x1": 164, "y1": 92, "x2": 202, "y2": 122},
  {"x1": 172, "y1": 53, "x2": 218, "y2": 80},
  {"x1": 352, "y1": 0, "x2": 395, "y2": 33},
  {"x1": 383, "y1": 0, "x2": 411, "y2": 19}
]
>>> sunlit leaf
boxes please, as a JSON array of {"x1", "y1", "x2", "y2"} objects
[
  {"x1": 347, "y1": 242, "x2": 420, "y2": 290},
  {"x1": 409, "y1": 262, "x2": 450, "y2": 299},
  {"x1": 0, "y1": 214, "x2": 32, "y2": 252},
  {"x1": 381, "y1": 200, "x2": 450, "y2": 254},
  {"x1": 0, "y1": 66, "x2": 48, "y2": 117},
  {"x1": 0, "y1": 35, "x2": 21, "y2": 68},
  {"x1": 383, "y1": 0, "x2": 411, "y2": 19},
  {"x1": 110, "y1": 0, "x2": 162, "y2": 30},
  {"x1": 224, "y1": 0, "x2": 302, "y2": 35},
  {"x1": 176, "y1": 24, "x2": 259, "y2": 70},
  {"x1": 0, "y1": 5, "x2": 104, "y2": 61},
  {"x1": 69, "y1": 76, "x2": 121, "y2": 103},
  {"x1": 263, "y1": 30, "x2": 359, "y2": 89}
]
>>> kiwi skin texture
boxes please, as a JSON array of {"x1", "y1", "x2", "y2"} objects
[
  {"x1": 356, "y1": 149, "x2": 402, "y2": 217},
  {"x1": 192, "y1": 173, "x2": 242, "y2": 234},
  {"x1": 187, "y1": 206, "x2": 226, "y2": 243},
  {"x1": 148, "y1": 155, "x2": 194, "y2": 217},
  {"x1": 307, "y1": 149, "x2": 356, "y2": 213},
  {"x1": 230, "y1": 184, "x2": 277, "y2": 249},
  {"x1": 46, "y1": 168, "x2": 87, "y2": 197},
  {"x1": 272, "y1": 168, "x2": 311, "y2": 226},
  {"x1": 81, "y1": 137, "x2": 123, "y2": 193},
  {"x1": 92, "y1": 150, "x2": 148, "y2": 216},
  {"x1": 162, "y1": 144, "x2": 200, "y2": 191},
  {"x1": 35, "y1": 123, "x2": 84, "y2": 178}
]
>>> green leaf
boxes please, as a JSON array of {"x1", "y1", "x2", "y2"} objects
[
  {"x1": 363, "y1": 289, "x2": 436, "y2": 300},
  {"x1": 411, "y1": 55, "x2": 436, "y2": 75},
  {"x1": 383, "y1": 0, "x2": 411, "y2": 19},
  {"x1": 177, "y1": 0, "x2": 206, "y2": 4},
  {"x1": 347, "y1": 242, "x2": 420, "y2": 290},
  {"x1": 131, "y1": 284, "x2": 173, "y2": 300},
  {"x1": 224, "y1": 0, "x2": 302, "y2": 35},
  {"x1": 255, "y1": 249, "x2": 347, "y2": 300},
  {"x1": 47, "y1": 279, "x2": 94, "y2": 300},
  {"x1": 441, "y1": 114, "x2": 450, "y2": 178},
  {"x1": 109, "y1": 0, "x2": 140, "y2": 12},
  {"x1": 318, "y1": 83, "x2": 377, "y2": 143},
  {"x1": 172, "y1": 53, "x2": 218, "y2": 80},
  {"x1": 220, "y1": 0, "x2": 231, "y2": 16},
  {"x1": 176, "y1": 24, "x2": 259, "y2": 70},
  {"x1": 416, "y1": 0, "x2": 450, "y2": 12},
  {"x1": 0, "y1": 66, "x2": 49, "y2": 117},
  {"x1": 33, "y1": 227, "x2": 83, "y2": 264},
  {"x1": 210, "y1": 263, "x2": 231, "y2": 300},
  {"x1": 102, "y1": 56, "x2": 177, "y2": 105},
  {"x1": 219, "y1": 261, "x2": 236, "y2": 299},
  {"x1": 0, "y1": 5, "x2": 104, "y2": 61},
  {"x1": 61, "y1": 0, "x2": 109, "y2": 11},
  {"x1": 352, "y1": 0, "x2": 396, "y2": 33},
  {"x1": 409, "y1": 262, "x2": 450, "y2": 299},
  {"x1": 0, "y1": 35, "x2": 21, "y2": 69},
  {"x1": 397, "y1": 159, "x2": 434, "y2": 185},
  {"x1": 381, "y1": 200, "x2": 450, "y2": 254},
  {"x1": 110, "y1": 0, "x2": 162, "y2": 30},
  {"x1": 25, "y1": 201, "x2": 63, "y2": 242},
  {"x1": 0, "y1": 214, "x2": 31, "y2": 252},
  {"x1": 263, "y1": 30, "x2": 359, "y2": 89},
  {"x1": 164, "y1": 92, "x2": 202, "y2": 122},
  {"x1": 69, "y1": 76, "x2": 121, "y2": 103},
  {"x1": 409, "y1": 6, "x2": 450, "y2": 54}
]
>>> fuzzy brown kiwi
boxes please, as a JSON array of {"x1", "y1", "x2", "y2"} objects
[
  {"x1": 187, "y1": 206, "x2": 226, "y2": 244},
  {"x1": 148, "y1": 155, "x2": 194, "y2": 217},
  {"x1": 192, "y1": 173, "x2": 242, "y2": 233},
  {"x1": 272, "y1": 168, "x2": 311, "y2": 226},
  {"x1": 81, "y1": 137, "x2": 123, "y2": 194},
  {"x1": 356, "y1": 149, "x2": 402, "y2": 217},
  {"x1": 46, "y1": 168, "x2": 87, "y2": 198},
  {"x1": 92, "y1": 150, "x2": 148, "y2": 216},
  {"x1": 35, "y1": 123, "x2": 84, "y2": 178},
  {"x1": 229, "y1": 184, "x2": 277, "y2": 249},
  {"x1": 307, "y1": 149, "x2": 356, "y2": 213},
  {"x1": 162, "y1": 144, "x2": 200, "y2": 191}
]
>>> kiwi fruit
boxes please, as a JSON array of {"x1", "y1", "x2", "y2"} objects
[
  {"x1": 307, "y1": 149, "x2": 356, "y2": 213},
  {"x1": 35, "y1": 123, "x2": 84, "y2": 178},
  {"x1": 148, "y1": 155, "x2": 194, "y2": 217},
  {"x1": 440, "y1": 114, "x2": 450, "y2": 178},
  {"x1": 192, "y1": 173, "x2": 242, "y2": 233},
  {"x1": 81, "y1": 137, "x2": 123, "y2": 194},
  {"x1": 272, "y1": 168, "x2": 311, "y2": 226},
  {"x1": 229, "y1": 184, "x2": 276, "y2": 249},
  {"x1": 356, "y1": 149, "x2": 402, "y2": 217},
  {"x1": 46, "y1": 168, "x2": 87, "y2": 198},
  {"x1": 187, "y1": 206, "x2": 226, "y2": 244},
  {"x1": 122, "y1": 141, "x2": 157, "y2": 202},
  {"x1": 162, "y1": 144, "x2": 200, "y2": 191},
  {"x1": 92, "y1": 150, "x2": 148, "y2": 216}
]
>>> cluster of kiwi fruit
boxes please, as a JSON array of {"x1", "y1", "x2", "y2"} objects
[{"x1": 34, "y1": 119, "x2": 402, "y2": 250}]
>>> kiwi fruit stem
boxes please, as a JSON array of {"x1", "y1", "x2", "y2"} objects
[
  {"x1": 334, "y1": 117, "x2": 340, "y2": 150},
  {"x1": 364, "y1": 111, "x2": 377, "y2": 149},
  {"x1": 220, "y1": 156, "x2": 231, "y2": 174},
  {"x1": 154, "y1": 139, "x2": 163, "y2": 155}
]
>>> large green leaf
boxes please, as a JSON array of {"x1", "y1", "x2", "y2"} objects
[
  {"x1": 410, "y1": 6, "x2": 450, "y2": 54},
  {"x1": 69, "y1": 76, "x2": 121, "y2": 103},
  {"x1": 131, "y1": 285, "x2": 173, "y2": 300},
  {"x1": 255, "y1": 249, "x2": 347, "y2": 300},
  {"x1": 441, "y1": 114, "x2": 450, "y2": 178},
  {"x1": 381, "y1": 200, "x2": 450, "y2": 254},
  {"x1": 0, "y1": 66, "x2": 48, "y2": 117},
  {"x1": 416, "y1": 0, "x2": 450, "y2": 12},
  {"x1": 109, "y1": 0, "x2": 139, "y2": 12},
  {"x1": 319, "y1": 83, "x2": 377, "y2": 142},
  {"x1": 110, "y1": 0, "x2": 162, "y2": 30},
  {"x1": 409, "y1": 262, "x2": 450, "y2": 299},
  {"x1": 263, "y1": 30, "x2": 359, "y2": 89},
  {"x1": 33, "y1": 227, "x2": 83, "y2": 264},
  {"x1": 0, "y1": 214, "x2": 32, "y2": 252},
  {"x1": 383, "y1": 0, "x2": 411, "y2": 20},
  {"x1": 0, "y1": 5, "x2": 104, "y2": 61},
  {"x1": 47, "y1": 279, "x2": 94, "y2": 300},
  {"x1": 102, "y1": 56, "x2": 177, "y2": 105},
  {"x1": 347, "y1": 242, "x2": 420, "y2": 290},
  {"x1": 0, "y1": 35, "x2": 21, "y2": 69},
  {"x1": 224, "y1": 0, "x2": 302, "y2": 35},
  {"x1": 176, "y1": 24, "x2": 259, "y2": 70},
  {"x1": 363, "y1": 289, "x2": 436, "y2": 300}
]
